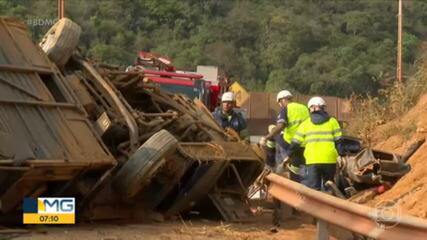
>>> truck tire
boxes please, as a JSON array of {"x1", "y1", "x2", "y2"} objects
[
  {"x1": 39, "y1": 18, "x2": 81, "y2": 67},
  {"x1": 113, "y1": 130, "x2": 178, "y2": 199}
]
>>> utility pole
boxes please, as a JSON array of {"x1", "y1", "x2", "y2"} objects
[
  {"x1": 396, "y1": 0, "x2": 403, "y2": 84},
  {"x1": 58, "y1": 0, "x2": 65, "y2": 19}
]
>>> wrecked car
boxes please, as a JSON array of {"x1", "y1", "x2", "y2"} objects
[{"x1": 334, "y1": 136, "x2": 420, "y2": 198}]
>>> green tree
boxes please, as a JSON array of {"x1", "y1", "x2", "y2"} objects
[{"x1": 2, "y1": 0, "x2": 427, "y2": 97}]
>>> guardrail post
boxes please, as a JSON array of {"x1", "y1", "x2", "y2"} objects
[{"x1": 316, "y1": 219, "x2": 329, "y2": 240}]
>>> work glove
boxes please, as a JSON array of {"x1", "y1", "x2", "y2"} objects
[
  {"x1": 282, "y1": 156, "x2": 290, "y2": 164},
  {"x1": 280, "y1": 156, "x2": 290, "y2": 169},
  {"x1": 275, "y1": 156, "x2": 290, "y2": 175},
  {"x1": 259, "y1": 136, "x2": 267, "y2": 146}
]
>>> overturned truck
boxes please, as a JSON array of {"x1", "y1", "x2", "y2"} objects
[{"x1": 0, "y1": 17, "x2": 264, "y2": 223}]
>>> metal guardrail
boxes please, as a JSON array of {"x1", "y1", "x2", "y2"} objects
[{"x1": 266, "y1": 173, "x2": 427, "y2": 240}]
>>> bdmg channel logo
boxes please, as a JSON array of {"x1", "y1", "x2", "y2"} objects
[{"x1": 23, "y1": 198, "x2": 75, "y2": 224}]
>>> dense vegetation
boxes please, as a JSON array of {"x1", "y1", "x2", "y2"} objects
[{"x1": 1, "y1": 0, "x2": 427, "y2": 97}]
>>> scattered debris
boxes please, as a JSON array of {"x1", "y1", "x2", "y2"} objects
[{"x1": 335, "y1": 137, "x2": 412, "y2": 198}]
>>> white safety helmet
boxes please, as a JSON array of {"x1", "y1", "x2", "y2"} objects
[
  {"x1": 276, "y1": 90, "x2": 293, "y2": 102},
  {"x1": 307, "y1": 96, "x2": 326, "y2": 108},
  {"x1": 268, "y1": 124, "x2": 276, "y2": 133},
  {"x1": 221, "y1": 92, "x2": 235, "y2": 102}
]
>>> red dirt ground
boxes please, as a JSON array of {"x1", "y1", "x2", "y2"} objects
[
  {"x1": 367, "y1": 94, "x2": 427, "y2": 219},
  {"x1": 11, "y1": 214, "x2": 316, "y2": 240}
]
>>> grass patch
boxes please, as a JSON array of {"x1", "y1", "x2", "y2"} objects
[{"x1": 347, "y1": 55, "x2": 427, "y2": 145}]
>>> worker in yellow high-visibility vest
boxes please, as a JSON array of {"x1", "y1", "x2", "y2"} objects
[
  {"x1": 289, "y1": 96, "x2": 343, "y2": 191},
  {"x1": 264, "y1": 125, "x2": 277, "y2": 169},
  {"x1": 259, "y1": 90, "x2": 309, "y2": 232},
  {"x1": 260, "y1": 90, "x2": 309, "y2": 182}
]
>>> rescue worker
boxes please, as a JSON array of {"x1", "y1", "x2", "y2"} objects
[
  {"x1": 264, "y1": 125, "x2": 277, "y2": 169},
  {"x1": 212, "y1": 92, "x2": 249, "y2": 140},
  {"x1": 259, "y1": 90, "x2": 309, "y2": 181},
  {"x1": 259, "y1": 90, "x2": 309, "y2": 232},
  {"x1": 289, "y1": 96, "x2": 343, "y2": 191}
]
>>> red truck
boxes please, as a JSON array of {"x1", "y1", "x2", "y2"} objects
[{"x1": 130, "y1": 51, "x2": 226, "y2": 111}]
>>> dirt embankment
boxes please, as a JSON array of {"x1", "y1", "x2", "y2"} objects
[
  {"x1": 367, "y1": 94, "x2": 427, "y2": 219},
  {"x1": 12, "y1": 216, "x2": 316, "y2": 240}
]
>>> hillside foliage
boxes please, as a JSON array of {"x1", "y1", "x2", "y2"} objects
[{"x1": 1, "y1": 0, "x2": 427, "y2": 96}]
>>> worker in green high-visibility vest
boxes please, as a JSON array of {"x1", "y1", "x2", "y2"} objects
[
  {"x1": 260, "y1": 90, "x2": 309, "y2": 182},
  {"x1": 259, "y1": 90, "x2": 309, "y2": 232},
  {"x1": 289, "y1": 96, "x2": 344, "y2": 191}
]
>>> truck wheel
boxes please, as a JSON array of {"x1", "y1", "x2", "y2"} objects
[
  {"x1": 113, "y1": 130, "x2": 178, "y2": 199},
  {"x1": 39, "y1": 18, "x2": 81, "y2": 67}
]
